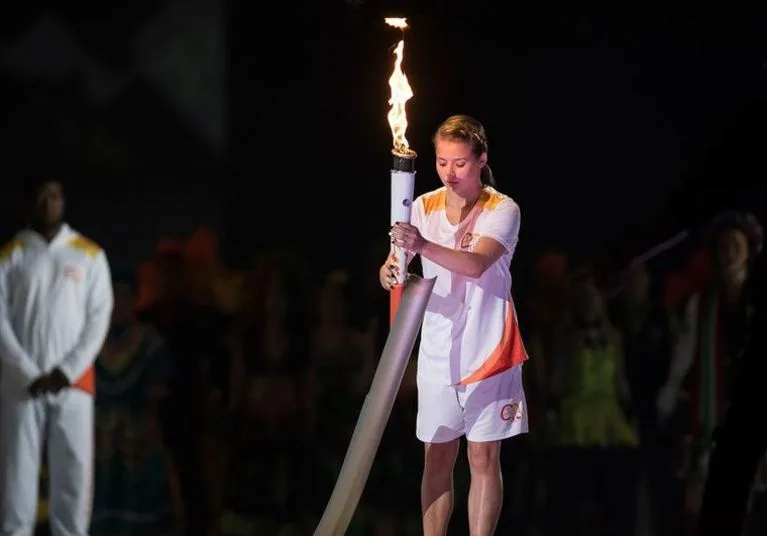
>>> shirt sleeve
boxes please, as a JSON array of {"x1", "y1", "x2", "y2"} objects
[
  {"x1": 58, "y1": 250, "x2": 114, "y2": 383},
  {"x1": 477, "y1": 199, "x2": 521, "y2": 254},
  {"x1": 410, "y1": 195, "x2": 425, "y2": 234},
  {"x1": 0, "y1": 253, "x2": 41, "y2": 382}
]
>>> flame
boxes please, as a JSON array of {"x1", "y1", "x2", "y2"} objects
[
  {"x1": 384, "y1": 17, "x2": 408, "y2": 29},
  {"x1": 386, "y1": 29, "x2": 415, "y2": 157}
]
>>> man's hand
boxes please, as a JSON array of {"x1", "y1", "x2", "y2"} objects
[
  {"x1": 47, "y1": 368, "x2": 71, "y2": 393},
  {"x1": 27, "y1": 368, "x2": 70, "y2": 397},
  {"x1": 28, "y1": 375, "x2": 52, "y2": 397}
]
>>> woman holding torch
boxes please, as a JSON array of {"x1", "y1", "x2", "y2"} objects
[{"x1": 384, "y1": 114, "x2": 529, "y2": 536}]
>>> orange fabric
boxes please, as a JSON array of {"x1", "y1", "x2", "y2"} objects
[
  {"x1": 477, "y1": 189, "x2": 504, "y2": 210},
  {"x1": 67, "y1": 236, "x2": 101, "y2": 258},
  {"x1": 422, "y1": 190, "x2": 446, "y2": 216},
  {"x1": 687, "y1": 248, "x2": 712, "y2": 293},
  {"x1": 0, "y1": 239, "x2": 23, "y2": 261},
  {"x1": 663, "y1": 271, "x2": 692, "y2": 310},
  {"x1": 155, "y1": 237, "x2": 184, "y2": 256},
  {"x1": 134, "y1": 260, "x2": 158, "y2": 311},
  {"x1": 459, "y1": 302, "x2": 528, "y2": 385},
  {"x1": 421, "y1": 187, "x2": 506, "y2": 217},
  {"x1": 390, "y1": 284, "x2": 404, "y2": 326},
  {"x1": 73, "y1": 365, "x2": 95, "y2": 394},
  {"x1": 185, "y1": 227, "x2": 219, "y2": 267}
]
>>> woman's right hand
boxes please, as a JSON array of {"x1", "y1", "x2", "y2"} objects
[{"x1": 379, "y1": 255, "x2": 400, "y2": 291}]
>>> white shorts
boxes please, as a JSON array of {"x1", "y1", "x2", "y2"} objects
[{"x1": 416, "y1": 364, "x2": 529, "y2": 444}]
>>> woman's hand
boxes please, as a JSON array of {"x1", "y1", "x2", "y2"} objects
[
  {"x1": 390, "y1": 223, "x2": 427, "y2": 254},
  {"x1": 379, "y1": 254, "x2": 400, "y2": 291}
]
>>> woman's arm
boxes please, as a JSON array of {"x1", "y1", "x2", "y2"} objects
[
  {"x1": 391, "y1": 197, "x2": 521, "y2": 278},
  {"x1": 657, "y1": 294, "x2": 699, "y2": 422},
  {"x1": 421, "y1": 237, "x2": 507, "y2": 278}
]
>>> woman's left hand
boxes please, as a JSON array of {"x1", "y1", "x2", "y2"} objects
[{"x1": 391, "y1": 223, "x2": 427, "y2": 254}]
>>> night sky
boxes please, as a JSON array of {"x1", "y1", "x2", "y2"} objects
[{"x1": 2, "y1": 3, "x2": 766, "y2": 273}]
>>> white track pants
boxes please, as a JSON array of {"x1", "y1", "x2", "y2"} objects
[{"x1": 1, "y1": 388, "x2": 93, "y2": 536}]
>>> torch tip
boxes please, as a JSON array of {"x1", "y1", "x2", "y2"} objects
[{"x1": 392, "y1": 147, "x2": 417, "y2": 159}]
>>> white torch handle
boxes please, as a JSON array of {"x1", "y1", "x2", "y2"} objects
[
  {"x1": 392, "y1": 247, "x2": 408, "y2": 284},
  {"x1": 390, "y1": 170, "x2": 416, "y2": 284}
]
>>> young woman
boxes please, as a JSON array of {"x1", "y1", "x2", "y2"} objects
[{"x1": 386, "y1": 115, "x2": 529, "y2": 536}]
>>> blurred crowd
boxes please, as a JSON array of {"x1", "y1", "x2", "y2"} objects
[{"x1": 28, "y1": 210, "x2": 765, "y2": 535}]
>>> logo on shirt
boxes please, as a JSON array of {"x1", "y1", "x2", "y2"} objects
[
  {"x1": 63, "y1": 267, "x2": 83, "y2": 282},
  {"x1": 500, "y1": 402, "x2": 521, "y2": 422},
  {"x1": 460, "y1": 232, "x2": 474, "y2": 250}
]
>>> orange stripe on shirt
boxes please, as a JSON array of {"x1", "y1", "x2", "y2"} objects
[
  {"x1": 0, "y1": 239, "x2": 23, "y2": 262},
  {"x1": 422, "y1": 190, "x2": 446, "y2": 215},
  {"x1": 459, "y1": 301, "x2": 528, "y2": 385},
  {"x1": 73, "y1": 366, "x2": 95, "y2": 394},
  {"x1": 421, "y1": 187, "x2": 505, "y2": 218},
  {"x1": 475, "y1": 189, "x2": 504, "y2": 211},
  {"x1": 67, "y1": 236, "x2": 102, "y2": 258}
]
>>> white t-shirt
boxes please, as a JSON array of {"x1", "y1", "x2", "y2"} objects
[{"x1": 411, "y1": 186, "x2": 528, "y2": 386}]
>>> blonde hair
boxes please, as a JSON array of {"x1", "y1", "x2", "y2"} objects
[{"x1": 433, "y1": 114, "x2": 495, "y2": 186}]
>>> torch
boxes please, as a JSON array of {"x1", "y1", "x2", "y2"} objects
[
  {"x1": 313, "y1": 18, "x2": 436, "y2": 536},
  {"x1": 385, "y1": 17, "x2": 418, "y2": 325}
]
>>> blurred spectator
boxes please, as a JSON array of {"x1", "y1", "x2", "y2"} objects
[
  {"x1": 526, "y1": 250, "x2": 569, "y2": 427},
  {"x1": 698, "y1": 231, "x2": 767, "y2": 535},
  {"x1": 612, "y1": 263, "x2": 682, "y2": 535},
  {"x1": 657, "y1": 211, "x2": 762, "y2": 530},
  {"x1": 214, "y1": 249, "x2": 311, "y2": 534},
  {"x1": 546, "y1": 266, "x2": 639, "y2": 536},
  {"x1": 307, "y1": 269, "x2": 377, "y2": 529},
  {"x1": 91, "y1": 269, "x2": 184, "y2": 536},
  {"x1": 138, "y1": 238, "x2": 231, "y2": 536},
  {"x1": 515, "y1": 250, "x2": 571, "y2": 532}
]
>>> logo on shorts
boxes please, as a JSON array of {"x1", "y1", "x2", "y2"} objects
[
  {"x1": 500, "y1": 402, "x2": 520, "y2": 422},
  {"x1": 460, "y1": 232, "x2": 474, "y2": 250}
]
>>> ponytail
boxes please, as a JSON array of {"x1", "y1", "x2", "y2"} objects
[{"x1": 480, "y1": 164, "x2": 495, "y2": 187}]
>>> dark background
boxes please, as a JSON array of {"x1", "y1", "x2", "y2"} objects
[
  {"x1": 2, "y1": 3, "x2": 767, "y2": 535},
  {"x1": 1, "y1": 1, "x2": 766, "y2": 272}
]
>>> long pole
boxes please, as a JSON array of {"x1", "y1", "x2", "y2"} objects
[{"x1": 313, "y1": 275, "x2": 435, "y2": 536}]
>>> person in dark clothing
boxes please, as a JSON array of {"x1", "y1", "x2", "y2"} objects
[
  {"x1": 697, "y1": 216, "x2": 765, "y2": 536},
  {"x1": 138, "y1": 249, "x2": 231, "y2": 536},
  {"x1": 697, "y1": 257, "x2": 766, "y2": 534},
  {"x1": 613, "y1": 264, "x2": 682, "y2": 536}
]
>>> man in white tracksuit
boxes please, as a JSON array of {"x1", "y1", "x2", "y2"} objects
[{"x1": 0, "y1": 175, "x2": 113, "y2": 536}]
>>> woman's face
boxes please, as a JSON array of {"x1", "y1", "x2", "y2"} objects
[
  {"x1": 716, "y1": 228, "x2": 749, "y2": 277},
  {"x1": 435, "y1": 137, "x2": 486, "y2": 197}
]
